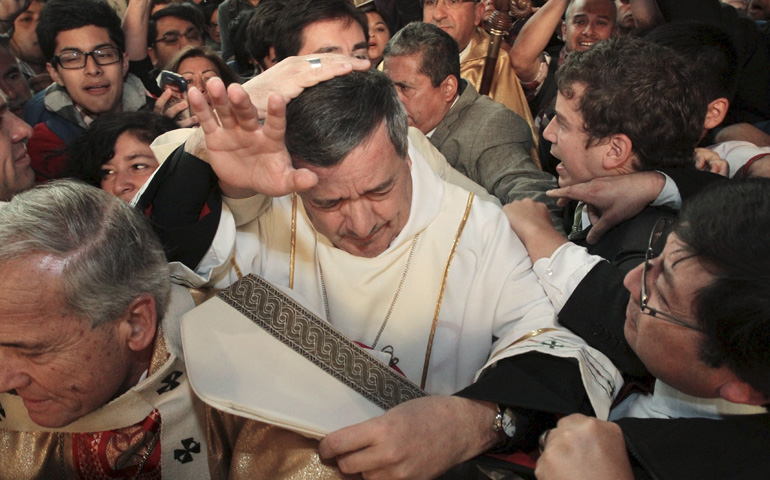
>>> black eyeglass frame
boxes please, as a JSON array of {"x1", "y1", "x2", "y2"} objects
[
  {"x1": 153, "y1": 26, "x2": 203, "y2": 46},
  {"x1": 52, "y1": 46, "x2": 122, "y2": 70},
  {"x1": 639, "y1": 217, "x2": 703, "y2": 332}
]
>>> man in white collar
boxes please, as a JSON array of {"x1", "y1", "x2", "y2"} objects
[{"x1": 181, "y1": 65, "x2": 620, "y2": 478}]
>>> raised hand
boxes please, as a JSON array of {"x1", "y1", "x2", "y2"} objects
[{"x1": 189, "y1": 77, "x2": 318, "y2": 199}]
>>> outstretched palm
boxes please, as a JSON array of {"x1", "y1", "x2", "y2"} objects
[{"x1": 189, "y1": 78, "x2": 318, "y2": 198}]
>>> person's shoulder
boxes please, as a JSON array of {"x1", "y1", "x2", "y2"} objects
[{"x1": 23, "y1": 89, "x2": 48, "y2": 126}]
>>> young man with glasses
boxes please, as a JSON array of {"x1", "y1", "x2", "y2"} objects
[
  {"x1": 147, "y1": 3, "x2": 205, "y2": 71},
  {"x1": 534, "y1": 180, "x2": 770, "y2": 480},
  {"x1": 24, "y1": 0, "x2": 155, "y2": 182}
]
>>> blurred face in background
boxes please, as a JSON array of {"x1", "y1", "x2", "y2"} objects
[
  {"x1": 366, "y1": 11, "x2": 390, "y2": 66},
  {"x1": 10, "y1": 0, "x2": 46, "y2": 66}
]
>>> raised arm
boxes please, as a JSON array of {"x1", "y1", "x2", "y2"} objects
[
  {"x1": 509, "y1": 0, "x2": 569, "y2": 82},
  {"x1": 628, "y1": 0, "x2": 664, "y2": 30},
  {"x1": 122, "y1": 0, "x2": 152, "y2": 61}
]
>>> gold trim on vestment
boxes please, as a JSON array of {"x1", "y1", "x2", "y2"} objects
[
  {"x1": 290, "y1": 192, "x2": 298, "y2": 289},
  {"x1": 486, "y1": 328, "x2": 560, "y2": 364},
  {"x1": 420, "y1": 192, "x2": 474, "y2": 389}
]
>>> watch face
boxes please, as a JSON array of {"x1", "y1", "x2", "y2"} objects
[{"x1": 502, "y1": 409, "x2": 516, "y2": 437}]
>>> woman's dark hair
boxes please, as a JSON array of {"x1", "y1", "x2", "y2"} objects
[{"x1": 65, "y1": 111, "x2": 177, "y2": 187}]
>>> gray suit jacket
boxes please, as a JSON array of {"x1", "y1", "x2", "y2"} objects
[{"x1": 429, "y1": 81, "x2": 561, "y2": 226}]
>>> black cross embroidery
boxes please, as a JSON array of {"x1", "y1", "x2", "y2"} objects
[
  {"x1": 541, "y1": 340, "x2": 564, "y2": 349},
  {"x1": 174, "y1": 437, "x2": 201, "y2": 464},
  {"x1": 157, "y1": 371, "x2": 183, "y2": 395}
]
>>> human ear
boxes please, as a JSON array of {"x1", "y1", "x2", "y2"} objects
[
  {"x1": 442, "y1": 75, "x2": 458, "y2": 103},
  {"x1": 602, "y1": 134, "x2": 634, "y2": 172},
  {"x1": 704, "y1": 98, "x2": 729, "y2": 131},
  {"x1": 148, "y1": 46, "x2": 159, "y2": 68},
  {"x1": 120, "y1": 294, "x2": 158, "y2": 353},
  {"x1": 46, "y1": 62, "x2": 63, "y2": 86},
  {"x1": 474, "y1": 1, "x2": 485, "y2": 25},
  {"x1": 719, "y1": 378, "x2": 769, "y2": 406}
]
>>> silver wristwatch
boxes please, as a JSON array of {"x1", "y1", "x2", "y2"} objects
[{"x1": 492, "y1": 404, "x2": 517, "y2": 438}]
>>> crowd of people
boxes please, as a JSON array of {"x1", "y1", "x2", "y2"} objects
[{"x1": 0, "y1": 0, "x2": 769, "y2": 479}]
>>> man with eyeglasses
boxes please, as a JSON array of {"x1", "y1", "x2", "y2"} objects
[
  {"x1": 422, "y1": 0, "x2": 537, "y2": 145},
  {"x1": 23, "y1": 0, "x2": 156, "y2": 182},
  {"x1": 534, "y1": 179, "x2": 770, "y2": 480},
  {"x1": 148, "y1": 3, "x2": 205, "y2": 72},
  {"x1": 493, "y1": 35, "x2": 770, "y2": 479}
]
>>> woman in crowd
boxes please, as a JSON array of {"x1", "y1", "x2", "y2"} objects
[
  {"x1": 358, "y1": 1, "x2": 392, "y2": 67},
  {"x1": 166, "y1": 45, "x2": 241, "y2": 106},
  {"x1": 65, "y1": 112, "x2": 177, "y2": 202}
]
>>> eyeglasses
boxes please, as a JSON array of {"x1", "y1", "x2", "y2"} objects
[
  {"x1": 639, "y1": 217, "x2": 702, "y2": 331},
  {"x1": 154, "y1": 27, "x2": 203, "y2": 46},
  {"x1": 53, "y1": 46, "x2": 122, "y2": 69},
  {"x1": 423, "y1": 0, "x2": 478, "y2": 10}
]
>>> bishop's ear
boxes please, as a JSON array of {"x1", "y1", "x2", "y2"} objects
[{"x1": 120, "y1": 294, "x2": 158, "y2": 352}]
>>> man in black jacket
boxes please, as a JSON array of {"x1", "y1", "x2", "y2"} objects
[{"x1": 535, "y1": 179, "x2": 770, "y2": 480}]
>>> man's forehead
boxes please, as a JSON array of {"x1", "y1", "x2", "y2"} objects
[
  {"x1": 55, "y1": 26, "x2": 115, "y2": 51},
  {"x1": 299, "y1": 18, "x2": 366, "y2": 54},
  {"x1": 158, "y1": 16, "x2": 196, "y2": 32},
  {"x1": 567, "y1": 0, "x2": 616, "y2": 19}
]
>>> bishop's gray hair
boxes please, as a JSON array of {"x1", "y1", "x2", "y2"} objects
[{"x1": 0, "y1": 180, "x2": 170, "y2": 328}]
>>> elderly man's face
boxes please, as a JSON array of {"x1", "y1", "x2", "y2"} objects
[
  {"x1": 298, "y1": 18, "x2": 369, "y2": 59},
  {"x1": 0, "y1": 255, "x2": 139, "y2": 428},
  {"x1": 423, "y1": 0, "x2": 484, "y2": 51},
  {"x1": 296, "y1": 121, "x2": 412, "y2": 258},
  {"x1": 384, "y1": 53, "x2": 456, "y2": 134},
  {"x1": 562, "y1": 0, "x2": 616, "y2": 53},
  {"x1": 622, "y1": 233, "x2": 726, "y2": 398},
  {"x1": 0, "y1": 92, "x2": 34, "y2": 201}
]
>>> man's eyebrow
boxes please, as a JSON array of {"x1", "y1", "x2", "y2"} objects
[
  {"x1": 659, "y1": 249, "x2": 693, "y2": 310},
  {"x1": 553, "y1": 108, "x2": 566, "y2": 127},
  {"x1": 0, "y1": 341, "x2": 40, "y2": 350},
  {"x1": 315, "y1": 45, "x2": 343, "y2": 54},
  {"x1": 312, "y1": 177, "x2": 395, "y2": 205},
  {"x1": 365, "y1": 177, "x2": 395, "y2": 194},
  {"x1": 353, "y1": 41, "x2": 368, "y2": 51},
  {"x1": 58, "y1": 43, "x2": 115, "y2": 52}
]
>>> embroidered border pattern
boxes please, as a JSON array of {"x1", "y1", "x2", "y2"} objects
[{"x1": 218, "y1": 275, "x2": 426, "y2": 410}]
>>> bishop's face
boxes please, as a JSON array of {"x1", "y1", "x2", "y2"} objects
[{"x1": 296, "y1": 121, "x2": 412, "y2": 258}]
